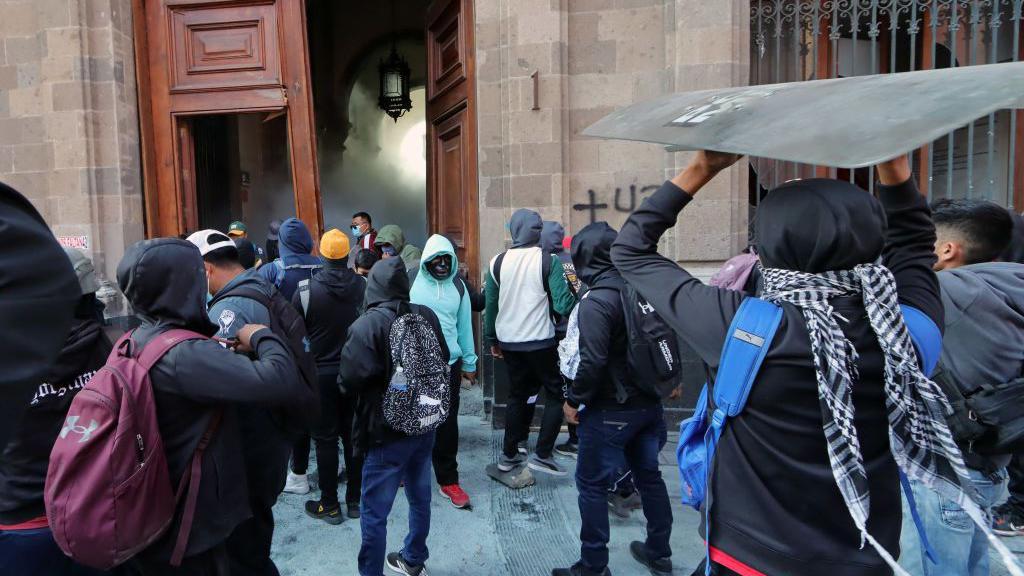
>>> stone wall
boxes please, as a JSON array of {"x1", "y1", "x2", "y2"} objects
[{"x1": 0, "y1": 0, "x2": 143, "y2": 283}]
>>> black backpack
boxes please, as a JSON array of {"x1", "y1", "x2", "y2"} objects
[
  {"x1": 210, "y1": 286, "x2": 320, "y2": 437},
  {"x1": 617, "y1": 281, "x2": 682, "y2": 400},
  {"x1": 932, "y1": 363, "x2": 1024, "y2": 456}
]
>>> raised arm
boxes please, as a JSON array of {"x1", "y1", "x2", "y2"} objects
[
  {"x1": 876, "y1": 155, "x2": 943, "y2": 328},
  {"x1": 610, "y1": 152, "x2": 745, "y2": 368}
]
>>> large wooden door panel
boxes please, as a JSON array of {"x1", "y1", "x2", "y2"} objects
[{"x1": 430, "y1": 105, "x2": 472, "y2": 264}]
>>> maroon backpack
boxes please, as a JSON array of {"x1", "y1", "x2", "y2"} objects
[{"x1": 45, "y1": 329, "x2": 220, "y2": 569}]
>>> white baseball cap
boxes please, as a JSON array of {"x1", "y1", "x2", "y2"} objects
[{"x1": 186, "y1": 229, "x2": 236, "y2": 257}]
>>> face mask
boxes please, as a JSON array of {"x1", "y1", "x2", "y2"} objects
[
  {"x1": 428, "y1": 256, "x2": 451, "y2": 280},
  {"x1": 381, "y1": 245, "x2": 398, "y2": 258},
  {"x1": 350, "y1": 226, "x2": 361, "y2": 236}
]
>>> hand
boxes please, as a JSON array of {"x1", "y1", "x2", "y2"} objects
[
  {"x1": 462, "y1": 371, "x2": 477, "y2": 385},
  {"x1": 563, "y1": 402, "x2": 579, "y2": 425},
  {"x1": 669, "y1": 384, "x2": 683, "y2": 400},
  {"x1": 876, "y1": 154, "x2": 912, "y2": 186},
  {"x1": 671, "y1": 150, "x2": 743, "y2": 196},
  {"x1": 490, "y1": 344, "x2": 503, "y2": 360},
  {"x1": 235, "y1": 324, "x2": 268, "y2": 353}
]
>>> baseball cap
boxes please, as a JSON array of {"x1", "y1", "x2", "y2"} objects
[
  {"x1": 187, "y1": 229, "x2": 237, "y2": 257},
  {"x1": 227, "y1": 221, "x2": 247, "y2": 237},
  {"x1": 63, "y1": 247, "x2": 99, "y2": 295},
  {"x1": 267, "y1": 219, "x2": 282, "y2": 241},
  {"x1": 320, "y1": 229, "x2": 351, "y2": 260}
]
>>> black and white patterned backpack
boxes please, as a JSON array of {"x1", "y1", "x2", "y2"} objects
[{"x1": 382, "y1": 304, "x2": 452, "y2": 435}]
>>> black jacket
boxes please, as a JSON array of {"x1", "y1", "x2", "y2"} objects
[
  {"x1": 116, "y1": 238, "x2": 308, "y2": 563},
  {"x1": 612, "y1": 178, "x2": 942, "y2": 576},
  {"x1": 567, "y1": 222, "x2": 655, "y2": 410},
  {"x1": 0, "y1": 308, "x2": 112, "y2": 524},
  {"x1": 339, "y1": 258, "x2": 448, "y2": 458},
  {"x1": 292, "y1": 260, "x2": 365, "y2": 374}
]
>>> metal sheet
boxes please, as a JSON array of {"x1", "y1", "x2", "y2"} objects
[{"x1": 583, "y1": 63, "x2": 1024, "y2": 169}]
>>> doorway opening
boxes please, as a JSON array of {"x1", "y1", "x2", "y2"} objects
[
  {"x1": 307, "y1": 0, "x2": 429, "y2": 249},
  {"x1": 184, "y1": 112, "x2": 295, "y2": 250}
]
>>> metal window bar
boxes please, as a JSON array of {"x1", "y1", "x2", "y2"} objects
[{"x1": 750, "y1": 0, "x2": 1021, "y2": 210}]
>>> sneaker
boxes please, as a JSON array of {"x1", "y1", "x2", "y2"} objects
[
  {"x1": 440, "y1": 484, "x2": 471, "y2": 509},
  {"x1": 621, "y1": 491, "x2": 642, "y2": 510},
  {"x1": 551, "y1": 562, "x2": 611, "y2": 576},
  {"x1": 517, "y1": 440, "x2": 529, "y2": 456},
  {"x1": 303, "y1": 500, "x2": 343, "y2": 525},
  {"x1": 608, "y1": 493, "x2": 634, "y2": 519},
  {"x1": 386, "y1": 551, "x2": 427, "y2": 576},
  {"x1": 283, "y1": 472, "x2": 310, "y2": 495},
  {"x1": 554, "y1": 441, "x2": 578, "y2": 459},
  {"x1": 498, "y1": 453, "x2": 526, "y2": 472},
  {"x1": 347, "y1": 502, "x2": 361, "y2": 519},
  {"x1": 629, "y1": 541, "x2": 671, "y2": 575},
  {"x1": 528, "y1": 454, "x2": 568, "y2": 477},
  {"x1": 992, "y1": 503, "x2": 1024, "y2": 536}
]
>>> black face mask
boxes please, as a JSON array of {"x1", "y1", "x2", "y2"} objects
[{"x1": 427, "y1": 255, "x2": 452, "y2": 280}]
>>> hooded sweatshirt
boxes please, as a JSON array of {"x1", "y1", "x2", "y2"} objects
[
  {"x1": 259, "y1": 217, "x2": 321, "y2": 300},
  {"x1": 938, "y1": 262, "x2": 1024, "y2": 469},
  {"x1": 116, "y1": 238, "x2": 308, "y2": 563},
  {"x1": 612, "y1": 177, "x2": 942, "y2": 576},
  {"x1": 339, "y1": 258, "x2": 448, "y2": 457},
  {"x1": 410, "y1": 235, "x2": 478, "y2": 373},
  {"x1": 375, "y1": 224, "x2": 422, "y2": 272},
  {"x1": 484, "y1": 209, "x2": 576, "y2": 351},
  {"x1": 293, "y1": 258, "x2": 365, "y2": 373}
]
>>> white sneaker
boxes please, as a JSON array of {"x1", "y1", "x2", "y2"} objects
[{"x1": 283, "y1": 472, "x2": 310, "y2": 495}]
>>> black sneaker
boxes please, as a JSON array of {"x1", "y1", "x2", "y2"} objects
[
  {"x1": 992, "y1": 503, "x2": 1024, "y2": 536},
  {"x1": 386, "y1": 551, "x2": 427, "y2": 576},
  {"x1": 517, "y1": 440, "x2": 529, "y2": 456},
  {"x1": 347, "y1": 502, "x2": 361, "y2": 519},
  {"x1": 498, "y1": 453, "x2": 526, "y2": 472},
  {"x1": 554, "y1": 441, "x2": 578, "y2": 459},
  {"x1": 608, "y1": 493, "x2": 634, "y2": 519},
  {"x1": 528, "y1": 454, "x2": 568, "y2": 476},
  {"x1": 551, "y1": 562, "x2": 611, "y2": 576},
  {"x1": 629, "y1": 541, "x2": 671, "y2": 575},
  {"x1": 303, "y1": 500, "x2": 343, "y2": 525}
]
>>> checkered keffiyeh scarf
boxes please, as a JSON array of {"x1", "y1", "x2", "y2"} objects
[{"x1": 760, "y1": 263, "x2": 1022, "y2": 576}]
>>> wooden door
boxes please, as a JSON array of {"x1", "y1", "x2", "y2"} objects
[
  {"x1": 133, "y1": 0, "x2": 321, "y2": 238},
  {"x1": 426, "y1": 0, "x2": 478, "y2": 281}
]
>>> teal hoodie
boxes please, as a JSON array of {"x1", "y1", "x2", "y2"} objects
[{"x1": 410, "y1": 235, "x2": 478, "y2": 373}]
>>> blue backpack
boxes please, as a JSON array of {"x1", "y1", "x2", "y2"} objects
[{"x1": 677, "y1": 297, "x2": 942, "y2": 574}]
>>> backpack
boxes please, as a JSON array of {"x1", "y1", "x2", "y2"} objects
[
  {"x1": 382, "y1": 303, "x2": 452, "y2": 436},
  {"x1": 45, "y1": 329, "x2": 220, "y2": 569},
  {"x1": 616, "y1": 281, "x2": 683, "y2": 400},
  {"x1": 209, "y1": 285, "x2": 319, "y2": 436},
  {"x1": 558, "y1": 299, "x2": 584, "y2": 380},
  {"x1": 709, "y1": 250, "x2": 759, "y2": 292},
  {"x1": 932, "y1": 365, "x2": 1024, "y2": 456},
  {"x1": 272, "y1": 258, "x2": 322, "y2": 290},
  {"x1": 677, "y1": 298, "x2": 942, "y2": 573}
]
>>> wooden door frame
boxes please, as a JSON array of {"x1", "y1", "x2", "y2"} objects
[{"x1": 131, "y1": 0, "x2": 322, "y2": 239}]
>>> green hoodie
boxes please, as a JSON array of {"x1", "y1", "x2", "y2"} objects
[
  {"x1": 409, "y1": 235, "x2": 477, "y2": 372},
  {"x1": 375, "y1": 225, "x2": 422, "y2": 271}
]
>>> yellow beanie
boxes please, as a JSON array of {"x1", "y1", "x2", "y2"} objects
[{"x1": 320, "y1": 228, "x2": 351, "y2": 260}]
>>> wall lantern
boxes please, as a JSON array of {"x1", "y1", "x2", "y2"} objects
[{"x1": 378, "y1": 44, "x2": 412, "y2": 122}]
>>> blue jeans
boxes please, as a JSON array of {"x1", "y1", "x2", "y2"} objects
[
  {"x1": 576, "y1": 404, "x2": 673, "y2": 571},
  {"x1": 899, "y1": 467, "x2": 1008, "y2": 576},
  {"x1": 0, "y1": 526, "x2": 110, "y2": 575},
  {"x1": 359, "y1": 433, "x2": 435, "y2": 576}
]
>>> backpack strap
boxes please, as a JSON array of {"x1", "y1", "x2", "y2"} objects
[
  {"x1": 297, "y1": 279, "x2": 311, "y2": 317},
  {"x1": 170, "y1": 410, "x2": 223, "y2": 567},
  {"x1": 492, "y1": 252, "x2": 506, "y2": 285},
  {"x1": 273, "y1": 259, "x2": 285, "y2": 289},
  {"x1": 136, "y1": 328, "x2": 207, "y2": 371},
  {"x1": 702, "y1": 297, "x2": 782, "y2": 575},
  {"x1": 900, "y1": 304, "x2": 941, "y2": 377}
]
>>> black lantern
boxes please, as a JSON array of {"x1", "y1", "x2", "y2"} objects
[{"x1": 378, "y1": 45, "x2": 412, "y2": 122}]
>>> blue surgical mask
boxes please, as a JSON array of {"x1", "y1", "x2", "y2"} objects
[{"x1": 350, "y1": 226, "x2": 361, "y2": 236}]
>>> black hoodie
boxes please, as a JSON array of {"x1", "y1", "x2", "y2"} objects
[
  {"x1": 293, "y1": 259, "x2": 365, "y2": 373},
  {"x1": 338, "y1": 258, "x2": 448, "y2": 458},
  {"x1": 0, "y1": 302, "x2": 112, "y2": 525},
  {"x1": 116, "y1": 238, "x2": 308, "y2": 564},
  {"x1": 612, "y1": 178, "x2": 941, "y2": 576}
]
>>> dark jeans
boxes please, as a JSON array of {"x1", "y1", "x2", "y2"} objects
[
  {"x1": 359, "y1": 432, "x2": 435, "y2": 576},
  {"x1": 0, "y1": 526, "x2": 111, "y2": 575},
  {"x1": 576, "y1": 404, "x2": 672, "y2": 572},
  {"x1": 502, "y1": 347, "x2": 564, "y2": 459},
  {"x1": 312, "y1": 371, "x2": 362, "y2": 507},
  {"x1": 125, "y1": 544, "x2": 229, "y2": 576},
  {"x1": 433, "y1": 360, "x2": 462, "y2": 486},
  {"x1": 291, "y1": 434, "x2": 311, "y2": 475},
  {"x1": 1006, "y1": 451, "x2": 1024, "y2": 513}
]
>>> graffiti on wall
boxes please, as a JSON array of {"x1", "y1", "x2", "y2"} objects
[{"x1": 572, "y1": 184, "x2": 660, "y2": 224}]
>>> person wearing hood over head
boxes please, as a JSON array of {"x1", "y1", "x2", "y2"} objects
[
  {"x1": 611, "y1": 151, "x2": 989, "y2": 576},
  {"x1": 485, "y1": 209, "x2": 577, "y2": 479},
  {"x1": 410, "y1": 234, "x2": 479, "y2": 509},
  {"x1": 114, "y1": 237, "x2": 307, "y2": 575},
  {"x1": 292, "y1": 230, "x2": 366, "y2": 524},
  {"x1": 339, "y1": 257, "x2": 449, "y2": 576},
  {"x1": 898, "y1": 199, "x2": 1024, "y2": 575},
  {"x1": 259, "y1": 217, "x2": 321, "y2": 301},
  {"x1": 0, "y1": 248, "x2": 113, "y2": 576},
  {"x1": 375, "y1": 224, "x2": 422, "y2": 272},
  {"x1": 265, "y1": 220, "x2": 282, "y2": 264}
]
